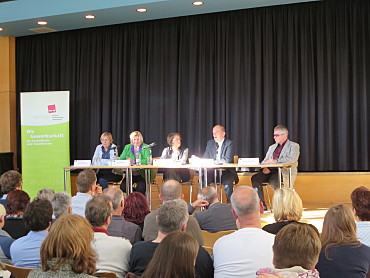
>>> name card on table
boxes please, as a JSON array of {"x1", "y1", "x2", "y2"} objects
[
  {"x1": 153, "y1": 159, "x2": 173, "y2": 167},
  {"x1": 111, "y1": 160, "x2": 131, "y2": 167},
  {"x1": 238, "y1": 158, "x2": 260, "y2": 165},
  {"x1": 74, "y1": 160, "x2": 91, "y2": 167}
]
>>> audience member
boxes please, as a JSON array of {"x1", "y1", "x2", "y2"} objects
[
  {"x1": 140, "y1": 231, "x2": 199, "y2": 278},
  {"x1": 316, "y1": 204, "x2": 370, "y2": 278},
  {"x1": 257, "y1": 223, "x2": 321, "y2": 277},
  {"x1": 0, "y1": 170, "x2": 22, "y2": 206},
  {"x1": 194, "y1": 186, "x2": 236, "y2": 232},
  {"x1": 3, "y1": 190, "x2": 30, "y2": 239},
  {"x1": 143, "y1": 179, "x2": 204, "y2": 245},
  {"x1": 85, "y1": 195, "x2": 131, "y2": 278},
  {"x1": 263, "y1": 188, "x2": 303, "y2": 235},
  {"x1": 0, "y1": 204, "x2": 14, "y2": 264},
  {"x1": 10, "y1": 198, "x2": 53, "y2": 268},
  {"x1": 351, "y1": 186, "x2": 370, "y2": 246},
  {"x1": 72, "y1": 169, "x2": 102, "y2": 217},
  {"x1": 51, "y1": 192, "x2": 72, "y2": 219},
  {"x1": 104, "y1": 187, "x2": 142, "y2": 244},
  {"x1": 37, "y1": 189, "x2": 55, "y2": 202},
  {"x1": 213, "y1": 186, "x2": 275, "y2": 278},
  {"x1": 28, "y1": 214, "x2": 97, "y2": 278},
  {"x1": 124, "y1": 192, "x2": 150, "y2": 231},
  {"x1": 130, "y1": 199, "x2": 213, "y2": 278}
]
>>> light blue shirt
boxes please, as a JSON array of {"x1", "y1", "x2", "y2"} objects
[
  {"x1": 357, "y1": 221, "x2": 370, "y2": 247},
  {"x1": 72, "y1": 192, "x2": 92, "y2": 217},
  {"x1": 10, "y1": 230, "x2": 48, "y2": 268}
]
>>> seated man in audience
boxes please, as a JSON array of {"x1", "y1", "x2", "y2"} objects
[
  {"x1": 37, "y1": 188, "x2": 55, "y2": 202},
  {"x1": 0, "y1": 204, "x2": 14, "y2": 264},
  {"x1": 104, "y1": 187, "x2": 142, "y2": 245},
  {"x1": 72, "y1": 169, "x2": 102, "y2": 217},
  {"x1": 257, "y1": 223, "x2": 321, "y2": 277},
  {"x1": 85, "y1": 195, "x2": 131, "y2": 278},
  {"x1": 194, "y1": 186, "x2": 237, "y2": 232},
  {"x1": 213, "y1": 186, "x2": 275, "y2": 278},
  {"x1": 130, "y1": 199, "x2": 214, "y2": 278},
  {"x1": 51, "y1": 192, "x2": 72, "y2": 220},
  {"x1": 10, "y1": 198, "x2": 52, "y2": 268},
  {"x1": 0, "y1": 170, "x2": 22, "y2": 206},
  {"x1": 143, "y1": 179, "x2": 205, "y2": 245}
]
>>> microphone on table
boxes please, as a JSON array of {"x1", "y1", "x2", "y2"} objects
[{"x1": 142, "y1": 142, "x2": 157, "y2": 150}]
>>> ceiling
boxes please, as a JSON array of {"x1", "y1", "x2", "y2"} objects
[{"x1": 0, "y1": 0, "x2": 318, "y2": 37}]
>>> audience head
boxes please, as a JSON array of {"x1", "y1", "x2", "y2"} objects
[
  {"x1": 123, "y1": 192, "x2": 150, "y2": 225},
  {"x1": 37, "y1": 189, "x2": 55, "y2": 202},
  {"x1": 0, "y1": 204, "x2": 6, "y2": 228},
  {"x1": 350, "y1": 186, "x2": 370, "y2": 221},
  {"x1": 157, "y1": 199, "x2": 189, "y2": 234},
  {"x1": 231, "y1": 186, "x2": 260, "y2": 218},
  {"x1": 212, "y1": 125, "x2": 226, "y2": 143},
  {"x1": 85, "y1": 194, "x2": 113, "y2": 228},
  {"x1": 40, "y1": 214, "x2": 96, "y2": 274},
  {"x1": 6, "y1": 190, "x2": 30, "y2": 215},
  {"x1": 23, "y1": 198, "x2": 53, "y2": 231},
  {"x1": 167, "y1": 133, "x2": 182, "y2": 147},
  {"x1": 141, "y1": 231, "x2": 198, "y2": 278},
  {"x1": 51, "y1": 192, "x2": 72, "y2": 219},
  {"x1": 160, "y1": 179, "x2": 183, "y2": 202},
  {"x1": 76, "y1": 169, "x2": 97, "y2": 193},
  {"x1": 321, "y1": 204, "x2": 360, "y2": 255},
  {"x1": 0, "y1": 170, "x2": 22, "y2": 194},
  {"x1": 273, "y1": 223, "x2": 321, "y2": 270},
  {"x1": 198, "y1": 186, "x2": 218, "y2": 205},
  {"x1": 103, "y1": 187, "x2": 125, "y2": 212},
  {"x1": 129, "y1": 131, "x2": 144, "y2": 147},
  {"x1": 273, "y1": 188, "x2": 303, "y2": 222}
]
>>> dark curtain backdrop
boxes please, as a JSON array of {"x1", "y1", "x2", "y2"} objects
[{"x1": 16, "y1": 0, "x2": 370, "y2": 171}]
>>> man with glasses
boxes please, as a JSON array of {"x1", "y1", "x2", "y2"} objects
[{"x1": 251, "y1": 125, "x2": 300, "y2": 210}]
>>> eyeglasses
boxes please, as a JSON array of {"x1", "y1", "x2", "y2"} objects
[
  {"x1": 172, "y1": 138, "x2": 182, "y2": 141},
  {"x1": 274, "y1": 133, "x2": 285, "y2": 137}
]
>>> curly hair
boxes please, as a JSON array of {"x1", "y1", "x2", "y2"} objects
[
  {"x1": 123, "y1": 192, "x2": 150, "y2": 225},
  {"x1": 0, "y1": 170, "x2": 22, "y2": 194},
  {"x1": 23, "y1": 198, "x2": 53, "y2": 231},
  {"x1": 6, "y1": 190, "x2": 30, "y2": 215},
  {"x1": 351, "y1": 186, "x2": 370, "y2": 221},
  {"x1": 40, "y1": 214, "x2": 96, "y2": 274}
]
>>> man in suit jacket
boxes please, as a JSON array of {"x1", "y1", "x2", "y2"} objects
[
  {"x1": 252, "y1": 125, "x2": 300, "y2": 209},
  {"x1": 203, "y1": 125, "x2": 239, "y2": 202},
  {"x1": 194, "y1": 186, "x2": 237, "y2": 232}
]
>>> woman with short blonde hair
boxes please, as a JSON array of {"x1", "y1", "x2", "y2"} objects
[
  {"x1": 262, "y1": 188, "x2": 303, "y2": 235},
  {"x1": 28, "y1": 214, "x2": 97, "y2": 278},
  {"x1": 316, "y1": 204, "x2": 370, "y2": 278}
]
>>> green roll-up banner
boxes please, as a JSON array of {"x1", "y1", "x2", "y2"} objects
[{"x1": 21, "y1": 91, "x2": 70, "y2": 197}]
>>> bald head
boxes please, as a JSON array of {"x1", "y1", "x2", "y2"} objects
[
  {"x1": 160, "y1": 180, "x2": 182, "y2": 202},
  {"x1": 231, "y1": 186, "x2": 260, "y2": 217},
  {"x1": 212, "y1": 125, "x2": 226, "y2": 143}
]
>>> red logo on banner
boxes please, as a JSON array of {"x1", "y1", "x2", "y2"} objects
[{"x1": 48, "y1": 104, "x2": 56, "y2": 113}]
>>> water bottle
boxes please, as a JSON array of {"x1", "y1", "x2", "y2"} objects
[
  {"x1": 135, "y1": 150, "x2": 141, "y2": 165},
  {"x1": 147, "y1": 149, "x2": 153, "y2": 165},
  {"x1": 113, "y1": 148, "x2": 119, "y2": 160}
]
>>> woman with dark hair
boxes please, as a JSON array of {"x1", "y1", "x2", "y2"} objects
[
  {"x1": 316, "y1": 204, "x2": 370, "y2": 278},
  {"x1": 28, "y1": 214, "x2": 97, "y2": 277},
  {"x1": 351, "y1": 186, "x2": 370, "y2": 246},
  {"x1": 123, "y1": 192, "x2": 150, "y2": 231},
  {"x1": 140, "y1": 231, "x2": 198, "y2": 278},
  {"x1": 3, "y1": 190, "x2": 30, "y2": 239},
  {"x1": 160, "y1": 133, "x2": 190, "y2": 182}
]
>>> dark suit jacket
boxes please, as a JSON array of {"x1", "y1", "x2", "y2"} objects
[
  {"x1": 194, "y1": 202, "x2": 237, "y2": 232},
  {"x1": 107, "y1": 215, "x2": 142, "y2": 245},
  {"x1": 203, "y1": 139, "x2": 239, "y2": 184}
]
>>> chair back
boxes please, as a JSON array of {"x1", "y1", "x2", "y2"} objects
[
  {"x1": 201, "y1": 229, "x2": 236, "y2": 254},
  {"x1": 94, "y1": 272, "x2": 118, "y2": 278},
  {"x1": 4, "y1": 263, "x2": 32, "y2": 278}
]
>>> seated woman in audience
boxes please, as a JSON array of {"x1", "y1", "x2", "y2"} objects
[
  {"x1": 316, "y1": 204, "x2": 370, "y2": 278},
  {"x1": 120, "y1": 131, "x2": 154, "y2": 195},
  {"x1": 160, "y1": 133, "x2": 190, "y2": 182},
  {"x1": 140, "y1": 231, "x2": 198, "y2": 278},
  {"x1": 124, "y1": 192, "x2": 150, "y2": 231},
  {"x1": 28, "y1": 214, "x2": 97, "y2": 278},
  {"x1": 37, "y1": 188, "x2": 55, "y2": 202},
  {"x1": 92, "y1": 132, "x2": 123, "y2": 189},
  {"x1": 2, "y1": 190, "x2": 30, "y2": 239},
  {"x1": 351, "y1": 186, "x2": 370, "y2": 246},
  {"x1": 0, "y1": 170, "x2": 22, "y2": 207},
  {"x1": 263, "y1": 188, "x2": 303, "y2": 235},
  {"x1": 257, "y1": 223, "x2": 321, "y2": 278}
]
